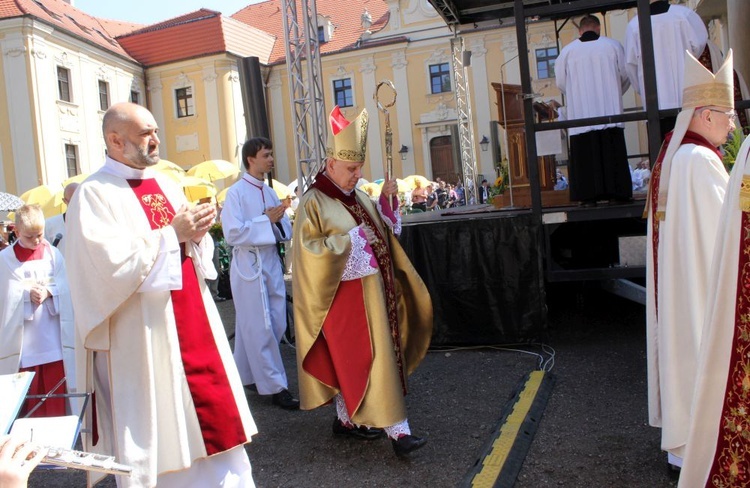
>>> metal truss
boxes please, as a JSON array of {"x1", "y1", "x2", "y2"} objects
[
  {"x1": 451, "y1": 36, "x2": 479, "y2": 204},
  {"x1": 429, "y1": 0, "x2": 461, "y2": 28},
  {"x1": 281, "y1": 0, "x2": 327, "y2": 192}
]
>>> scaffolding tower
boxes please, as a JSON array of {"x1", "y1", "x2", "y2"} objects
[
  {"x1": 451, "y1": 35, "x2": 479, "y2": 203},
  {"x1": 281, "y1": 0, "x2": 327, "y2": 192}
]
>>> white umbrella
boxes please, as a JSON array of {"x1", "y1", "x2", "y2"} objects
[{"x1": 0, "y1": 192, "x2": 24, "y2": 211}]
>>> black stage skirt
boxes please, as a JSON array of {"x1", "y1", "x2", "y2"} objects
[{"x1": 569, "y1": 127, "x2": 632, "y2": 202}]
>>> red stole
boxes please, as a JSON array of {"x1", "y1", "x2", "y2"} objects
[
  {"x1": 705, "y1": 211, "x2": 750, "y2": 485},
  {"x1": 648, "y1": 131, "x2": 721, "y2": 320},
  {"x1": 303, "y1": 173, "x2": 406, "y2": 418},
  {"x1": 127, "y1": 178, "x2": 246, "y2": 455}
]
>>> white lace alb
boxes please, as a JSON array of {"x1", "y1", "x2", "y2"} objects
[
  {"x1": 336, "y1": 393, "x2": 410, "y2": 438},
  {"x1": 341, "y1": 227, "x2": 378, "y2": 281},
  {"x1": 384, "y1": 420, "x2": 411, "y2": 440},
  {"x1": 375, "y1": 198, "x2": 402, "y2": 236}
]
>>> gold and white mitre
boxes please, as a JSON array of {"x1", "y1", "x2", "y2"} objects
[
  {"x1": 326, "y1": 105, "x2": 369, "y2": 162},
  {"x1": 682, "y1": 49, "x2": 734, "y2": 110},
  {"x1": 655, "y1": 49, "x2": 734, "y2": 219}
]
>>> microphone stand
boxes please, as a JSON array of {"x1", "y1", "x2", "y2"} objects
[{"x1": 500, "y1": 54, "x2": 518, "y2": 208}]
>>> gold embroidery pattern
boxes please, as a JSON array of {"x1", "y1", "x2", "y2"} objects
[
  {"x1": 650, "y1": 162, "x2": 663, "y2": 320},
  {"x1": 327, "y1": 148, "x2": 366, "y2": 162},
  {"x1": 357, "y1": 111, "x2": 368, "y2": 156},
  {"x1": 740, "y1": 176, "x2": 750, "y2": 213},
  {"x1": 345, "y1": 200, "x2": 406, "y2": 393},
  {"x1": 141, "y1": 194, "x2": 174, "y2": 228},
  {"x1": 708, "y1": 211, "x2": 750, "y2": 487},
  {"x1": 683, "y1": 84, "x2": 734, "y2": 109}
]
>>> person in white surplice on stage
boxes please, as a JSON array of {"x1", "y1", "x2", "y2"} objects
[
  {"x1": 556, "y1": 14, "x2": 631, "y2": 206},
  {"x1": 625, "y1": 0, "x2": 707, "y2": 136},
  {"x1": 221, "y1": 137, "x2": 299, "y2": 410},
  {"x1": 644, "y1": 50, "x2": 736, "y2": 473},
  {"x1": 65, "y1": 102, "x2": 257, "y2": 488}
]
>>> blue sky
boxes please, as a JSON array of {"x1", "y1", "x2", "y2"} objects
[{"x1": 74, "y1": 0, "x2": 266, "y2": 25}]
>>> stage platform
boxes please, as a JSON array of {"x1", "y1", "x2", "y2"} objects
[{"x1": 400, "y1": 198, "x2": 647, "y2": 345}]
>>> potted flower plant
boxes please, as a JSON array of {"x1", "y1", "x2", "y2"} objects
[{"x1": 489, "y1": 160, "x2": 509, "y2": 208}]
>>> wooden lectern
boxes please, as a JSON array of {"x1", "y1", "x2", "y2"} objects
[{"x1": 492, "y1": 82, "x2": 568, "y2": 207}]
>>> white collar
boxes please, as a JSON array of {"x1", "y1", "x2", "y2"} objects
[
  {"x1": 101, "y1": 155, "x2": 155, "y2": 180},
  {"x1": 243, "y1": 173, "x2": 266, "y2": 186}
]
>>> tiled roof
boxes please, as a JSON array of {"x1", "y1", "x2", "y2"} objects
[
  {"x1": 96, "y1": 17, "x2": 143, "y2": 38},
  {"x1": 0, "y1": 1, "x2": 22, "y2": 18},
  {"x1": 0, "y1": 0, "x2": 136, "y2": 60},
  {"x1": 231, "y1": 0, "x2": 390, "y2": 65},
  {"x1": 117, "y1": 8, "x2": 276, "y2": 67}
]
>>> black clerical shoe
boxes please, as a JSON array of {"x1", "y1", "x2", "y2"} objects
[
  {"x1": 667, "y1": 462, "x2": 681, "y2": 482},
  {"x1": 332, "y1": 417, "x2": 384, "y2": 440},
  {"x1": 272, "y1": 389, "x2": 300, "y2": 410},
  {"x1": 391, "y1": 434, "x2": 427, "y2": 456}
]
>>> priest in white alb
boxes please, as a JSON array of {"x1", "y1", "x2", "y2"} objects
[
  {"x1": 645, "y1": 50, "x2": 735, "y2": 471},
  {"x1": 556, "y1": 14, "x2": 631, "y2": 206},
  {"x1": 64, "y1": 102, "x2": 257, "y2": 488},
  {"x1": 625, "y1": 0, "x2": 707, "y2": 136}
]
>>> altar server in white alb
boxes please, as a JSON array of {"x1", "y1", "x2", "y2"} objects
[
  {"x1": 221, "y1": 137, "x2": 299, "y2": 410},
  {"x1": 556, "y1": 14, "x2": 631, "y2": 207},
  {"x1": 678, "y1": 115, "x2": 750, "y2": 488},
  {"x1": 0, "y1": 204, "x2": 76, "y2": 417},
  {"x1": 644, "y1": 50, "x2": 735, "y2": 471},
  {"x1": 625, "y1": 0, "x2": 707, "y2": 135},
  {"x1": 65, "y1": 102, "x2": 257, "y2": 488}
]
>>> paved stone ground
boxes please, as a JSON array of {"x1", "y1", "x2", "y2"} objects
[{"x1": 28, "y1": 282, "x2": 677, "y2": 487}]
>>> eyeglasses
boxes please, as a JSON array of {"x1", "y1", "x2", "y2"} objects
[{"x1": 707, "y1": 108, "x2": 738, "y2": 122}]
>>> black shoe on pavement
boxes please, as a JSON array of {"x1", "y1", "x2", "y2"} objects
[
  {"x1": 332, "y1": 417, "x2": 384, "y2": 440},
  {"x1": 391, "y1": 434, "x2": 427, "y2": 456},
  {"x1": 667, "y1": 462, "x2": 681, "y2": 482},
  {"x1": 272, "y1": 389, "x2": 300, "y2": 410}
]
